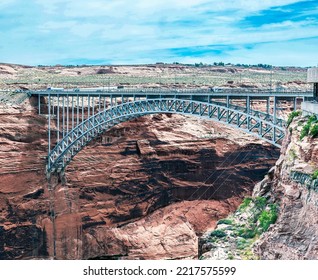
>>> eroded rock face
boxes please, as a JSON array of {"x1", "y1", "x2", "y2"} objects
[
  {"x1": 253, "y1": 115, "x2": 318, "y2": 259},
  {"x1": 0, "y1": 100, "x2": 279, "y2": 259}
]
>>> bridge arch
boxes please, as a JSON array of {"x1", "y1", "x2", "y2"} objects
[{"x1": 47, "y1": 98, "x2": 285, "y2": 174}]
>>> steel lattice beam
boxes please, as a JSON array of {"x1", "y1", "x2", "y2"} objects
[{"x1": 43, "y1": 97, "x2": 286, "y2": 174}]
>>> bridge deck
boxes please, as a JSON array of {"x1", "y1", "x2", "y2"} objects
[{"x1": 30, "y1": 89, "x2": 312, "y2": 98}]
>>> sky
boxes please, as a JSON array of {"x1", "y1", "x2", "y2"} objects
[{"x1": 0, "y1": 0, "x2": 317, "y2": 66}]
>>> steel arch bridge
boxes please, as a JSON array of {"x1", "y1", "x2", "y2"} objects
[{"x1": 29, "y1": 89, "x2": 312, "y2": 174}]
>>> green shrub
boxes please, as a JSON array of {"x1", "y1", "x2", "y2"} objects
[
  {"x1": 308, "y1": 115, "x2": 317, "y2": 123},
  {"x1": 241, "y1": 249, "x2": 258, "y2": 260},
  {"x1": 239, "y1": 198, "x2": 252, "y2": 211},
  {"x1": 300, "y1": 115, "x2": 318, "y2": 140},
  {"x1": 236, "y1": 239, "x2": 249, "y2": 250},
  {"x1": 300, "y1": 122, "x2": 311, "y2": 140},
  {"x1": 287, "y1": 111, "x2": 301, "y2": 127},
  {"x1": 217, "y1": 219, "x2": 233, "y2": 225},
  {"x1": 227, "y1": 253, "x2": 234, "y2": 260},
  {"x1": 309, "y1": 124, "x2": 318, "y2": 138},
  {"x1": 210, "y1": 229, "x2": 227, "y2": 238},
  {"x1": 258, "y1": 204, "x2": 278, "y2": 232},
  {"x1": 237, "y1": 227, "x2": 257, "y2": 239},
  {"x1": 254, "y1": 197, "x2": 267, "y2": 210},
  {"x1": 312, "y1": 170, "x2": 318, "y2": 180}
]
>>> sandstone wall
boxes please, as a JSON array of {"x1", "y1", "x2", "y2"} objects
[
  {"x1": 0, "y1": 98, "x2": 279, "y2": 259},
  {"x1": 253, "y1": 115, "x2": 318, "y2": 259}
]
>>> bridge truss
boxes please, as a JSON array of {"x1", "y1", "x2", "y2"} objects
[{"x1": 30, "y1": 89, "x2": 311, "y2": 174}]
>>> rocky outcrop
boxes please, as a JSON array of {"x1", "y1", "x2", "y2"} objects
[
  {"x1": 0, "y1": 98, "x2": 279, "y2": 259},
  {"x1": 253, "y1": 114, "x2": 318, "y2": 259}
]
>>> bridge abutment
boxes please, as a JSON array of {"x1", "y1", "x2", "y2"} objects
[{"x1": 302, "y1": 68, "x2": 318, "y2": 116}]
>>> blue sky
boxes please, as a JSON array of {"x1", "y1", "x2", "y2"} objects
[{"x1": 0, "y1": 0, "x2": 317, "y2": 66}]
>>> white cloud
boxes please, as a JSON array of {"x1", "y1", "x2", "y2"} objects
[
  {"x1": 1, "y1": 0, "x2": 317, "y2": 66},
  {"x1": 34, "y1": 0, "x2": 302, "y2": 18},
  {"x1": 40, "y1": 21, "x2": 103, "y2": 38},
  {"x1": 0, "y1": 0, "x2": 16, "y2": 8}
]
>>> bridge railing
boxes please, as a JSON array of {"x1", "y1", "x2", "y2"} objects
[{"x1": 31, "y1": 89, "x2": 312, "y2": 95}]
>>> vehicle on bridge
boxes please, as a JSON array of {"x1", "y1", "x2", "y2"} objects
[
  {"x1": 47, "y1": 87, "x2": 64, "y2": 91},
  {"x1": 210, "y1": 87, "x2": 224, "y2": 92}
]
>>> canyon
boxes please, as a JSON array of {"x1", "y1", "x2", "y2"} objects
[
  {"x1": 1, "y1": 64, "x2": 316, "y2": 260},
  {"x1": 199, "y1": 113, "x2": 318, "y2": 260},
  {"x1": 0, "y1": 96, "x2": 279, "y2": 259}
]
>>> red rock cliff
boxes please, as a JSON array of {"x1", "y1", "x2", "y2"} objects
[
  {"x1": 253, "y1": 114, "x2": 318, "y2": 259},
  {"x1": 0, "y1": 98, "x2": 279, "y2": 259}
]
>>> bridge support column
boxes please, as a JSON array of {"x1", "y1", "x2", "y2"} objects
[
  {"x1": 48, "y1": 93, "x2": 51, "y2": 159},
  {"x1": 246, "y1": 96, "x2": 250, "y2": 114},
  {"x1": 293, "y1": 97, "x2": 297, "y2": 111},
  {"x1": 273, "y1": 96, "x2": 277, "y2": 125},
  {"x1": 266, "y1": 97, "x2": 270, "y2": 114},
  {"x1": 52, "y1": 97, "x2": 54, "y2": 116},
  {"x1": 226, "y1": 96, "x2": 230, "y2": 122},
  {"x1": 57, "y1": 95, "x2": 60, "y2": 142},
  {"x1": 38, "y1": 94, "x2": 41, "y2": 114},
  {"x1": 246, "y1": 96, "x2": 250, "y2": 129},
  {"x1": 88, "y1": 95, "x2": 91, "y2": 129},
  {"x1": 71, "y1": 96, "x2": 74, "y2": 140},
  {"x1": 77, "y1": 95, "x2": 80, "y2": 128},
  {"x1": 66, "y1": 94, "x2": 69, "y2": 134},
  {"x1": 62, "y1": 96, "x2": 65, "y2": 138}
]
